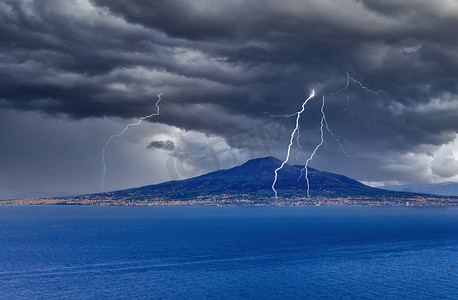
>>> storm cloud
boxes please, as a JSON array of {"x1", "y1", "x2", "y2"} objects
[
  {"x1": 147, "y1": 140, "x2": 176, "y2": 151},
  {"x1": 1, "y1": 0, "x2": 457, "y2": 197}
]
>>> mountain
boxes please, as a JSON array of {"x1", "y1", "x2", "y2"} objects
[
  {"x1": 380, "y1": 182, "x2": 458, "y2": 197},
  {"x1": 3, "y1": 157, "x2": 457, "y2": 206},
  {"x1": 112, "y1": 156, "x2": 372, "y2": 199}
]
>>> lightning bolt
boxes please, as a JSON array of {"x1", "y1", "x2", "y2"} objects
[
  {"x1": 295, "y1": 125, "x2": 304, "y2": 162},
  {"x1": 270, "y1": 93, "x2": 347, "y2": 199},
  {"x1": 295, "y1": 111, "x2": 349, "y2": 161},
  {"x1": 300, "y1": 96, "x2": 326, "y2": 198},
  {"x1": 101, "y1": 92, "x2": 163, "y2": 193},
  {"x1": 271, "y1": 73, "x2": 389, "y2": 199},
  {"x1": 327, "y1": 71, "x2": 390, "y2": 153},
  {"x1": 332, "y1": 72, "x2": 390, "y2": 111},
  {"x1": 323, "y1": 118, "x2": 349, "y2": 158},
  {"x1": 272, "y1": 90, "x2": 315, "y2": 198},
  {"x1": 263, "y1": 111, "x2": 299, "y2": 118},
  {"x1": 297, "y1": 73, "x2": 390, "y2": 197}
]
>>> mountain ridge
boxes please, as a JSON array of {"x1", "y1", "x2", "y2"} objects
[
  {"x1": 2, "y1": 157, "x2": 457, "y2": 206},
  {"x1": 380, "y1": 182, "x2": 458, "y2": 197},
  {"x1": 119, "y1": 156, "x2": 371, "y2": 196}
]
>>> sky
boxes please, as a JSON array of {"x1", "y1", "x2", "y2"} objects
[{"x1": 1, "y1": 0, "x2": 458, "y2": 198}]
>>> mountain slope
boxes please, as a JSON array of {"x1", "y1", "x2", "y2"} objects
[
  {"x1": 113, "y1": 156, "x2": 373, "y2": 199},
  {"x1": 380, "y1": 182, "x2": 458, "y2": 197}
]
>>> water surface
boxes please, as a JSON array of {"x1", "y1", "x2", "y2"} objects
[{"x1": 0, "y1": 206, "x2": 456, "y2": 299}]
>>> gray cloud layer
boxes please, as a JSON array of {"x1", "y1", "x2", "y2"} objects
[{"x1": 1, "y1": 0, "x2": 458, "y2": 193}]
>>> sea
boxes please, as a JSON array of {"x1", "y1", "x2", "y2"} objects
[{"x1": 0, "y1": 206, "x2": 456, "y2": 299}]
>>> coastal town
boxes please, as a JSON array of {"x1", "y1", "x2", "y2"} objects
[{"x1": 2, "y1": 192, "x2": 457, "y2": 207}]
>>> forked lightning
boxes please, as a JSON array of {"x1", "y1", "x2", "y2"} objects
[
  {"x1": 272, "y1": 73, "x2": 389, "y2": 198},
  {"x1": 272, "y1": 90, "x2": 315, "y2": 198},
  {"x1": 101, "y1": 92, "x2": 163, "y2": 193}
]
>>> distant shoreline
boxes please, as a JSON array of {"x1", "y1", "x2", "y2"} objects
[{"x1": 1, "y1": 195, "x2": 457, "y2": 207}]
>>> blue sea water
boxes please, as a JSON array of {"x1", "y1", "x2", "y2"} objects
[{"x1": 0, "y1": 206, "x2": 456, "y2": 299}]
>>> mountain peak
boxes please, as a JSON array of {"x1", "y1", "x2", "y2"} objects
[
  {"x1": 179, "y1": 156, "x2": 368, "y2": 194},
  {"x1": 241, "y1": 156, "x2": 283, "y2": 168}
]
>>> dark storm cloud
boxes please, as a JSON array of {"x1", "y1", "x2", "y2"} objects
[
  {"x1": 147, "y1": 140, "x2": 176, "y2": 151},
  {"x1": 1, "y1": 0, "x2": 458, "y2": 183}
]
